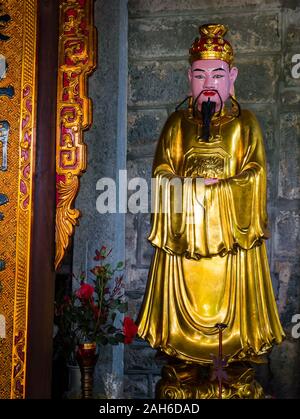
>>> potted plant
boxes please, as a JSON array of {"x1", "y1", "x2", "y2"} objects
[{"x1": 53, "y1": 245, "x2": 137, "y2": 398}]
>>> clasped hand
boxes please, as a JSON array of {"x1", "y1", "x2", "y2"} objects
[{"x1": 204, "y1": 178, "x2": 219, "y2": 185}]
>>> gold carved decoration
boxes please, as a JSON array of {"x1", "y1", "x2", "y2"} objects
[
  {"x1": 156, "y1": 363, "x2": 265, "y2": 399},
  {"x1": 0, "y1": 0, "x2": 38, "y2": 399},
  {"x1": 185, "y1": 155, "x2": 224, "y2": 178},
  {"x1": 183, "y1": 145, "x2": 231, "y2": 179},
  {"x1": 55, "y1": 0, "x2": 96, "y2": 269}
]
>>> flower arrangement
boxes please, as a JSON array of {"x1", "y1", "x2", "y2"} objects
[{"x1": 54, "y1": 245, "x2": 137, "y2": 365}]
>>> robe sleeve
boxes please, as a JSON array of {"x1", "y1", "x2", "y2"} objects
[
  {"x1": 148, "y1": 109, "x2": 270, "y2": 259},
  {"x1": 204, "y1": 109, "x2": 270, "y2": 255}
]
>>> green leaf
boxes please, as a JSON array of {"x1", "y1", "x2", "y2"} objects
[
  {"x1": 116, "y1": 261, "x2": 124, "y2": 269},
  {"x1": 107, "y1": 336, "x2": 119, "y2": 345},
  {"x1": 107, "y1": 325, "x2": 117, "y2": 334},
  {"x1": 109, "y1": 300, "x2": 119, "y2": 309},
  {"x1": 97, "y1": 335, "x2": 109, "y2": 345},
  {"x1": 118, "y1": 302, "x2": 128, "y2": 313},
  {"x1": 115, "y1": 333, "x2": 125, "y2": 343}
]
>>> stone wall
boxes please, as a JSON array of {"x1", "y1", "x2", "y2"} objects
[
  {"x1": 125, "y1": 0, "x2": 300, "y2": 398},
  {"x1": 73, "y1": 0, "x2": 128, "y2": 394}
]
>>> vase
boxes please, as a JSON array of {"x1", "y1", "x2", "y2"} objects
[{"x1": 76, "y1": 342, "x2": 99, "y2": 399}]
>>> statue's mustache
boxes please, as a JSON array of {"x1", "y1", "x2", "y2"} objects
[
  {"x1": 193, "y1": 89, "x2": 223, "y2": 115},
  {"x1": 175, "y1": 90, "x2": 240, "y2": 120}
]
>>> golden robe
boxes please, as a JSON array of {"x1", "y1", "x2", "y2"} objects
[{"x1": 137, "y1": 108, "x2": 284, "y2": 364}]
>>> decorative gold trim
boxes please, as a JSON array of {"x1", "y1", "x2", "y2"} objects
[
  {"x1": 55, "y1": 0, "x2": 96, "y2": 269},
  {"x1": 156, "y1": 363, "x2": 265, "y2": 399},
  {"x1": 190, "y1": 51, "x2": 233, "y2": 64},
  {"x1": 80, "y1": 342, "x2": 97, "y2": 350},
  {"x1": 11, "y1": 0, "x2": 38, "y2": 399}
]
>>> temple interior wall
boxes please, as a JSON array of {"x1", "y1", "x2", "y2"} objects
[{"x1": 73, "y1": 0, "x2": 300, "y2": 398}]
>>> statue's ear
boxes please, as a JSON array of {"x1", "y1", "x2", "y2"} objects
[
  {"x1": 188, "y1": 67, "x2": 193, "y2": 84},
  {"x1": 229, "y1": 66, "x2": 238, "y2": 95}
]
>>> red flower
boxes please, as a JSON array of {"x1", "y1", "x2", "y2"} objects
[
  {"x1": 94, "y1": 249, "x2": 104, "y2": 261},
  {"x1": 63, "y1": 295, "x2": 71, "y2": 304},
  {"x1": 76, "y1": 283, "x2": 94, "y2": 300},
  {"x1": 90, "y1": 265, "x2": 106, "y2": 276},
  {"x1": 94, "y1": 246, "x2": 112, "y2": 261},
  {"x1": 123, "y1": 317, "x2": 138, "y2": 344}
]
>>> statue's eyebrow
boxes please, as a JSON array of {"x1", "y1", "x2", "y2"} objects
[{"x1": 192, "y1": 68, "x2": 226, "y2": 72}]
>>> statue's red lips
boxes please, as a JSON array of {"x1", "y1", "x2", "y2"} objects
[{"x1": 203, "y1": 91, "x2": 216, "y2": 96}]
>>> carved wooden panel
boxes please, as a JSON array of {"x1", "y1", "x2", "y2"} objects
[
  {"x1": 55, "y1": 0, "x2": 96, "y2": 269},
  {"x1": 0, "y1": 0, "x2": 38, "y2": 399}
]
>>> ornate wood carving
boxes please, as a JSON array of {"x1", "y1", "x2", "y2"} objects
[
  {"x1": 0, "y1": 0, "x2": 38, "y2": 399},
  {"x1": 55, "y1": 0, "x2": 96, "y2": 269}
]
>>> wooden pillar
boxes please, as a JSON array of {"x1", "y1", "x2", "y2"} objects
[{"x1": 25, "y1": 0, "x2": 59, "y2": 399}]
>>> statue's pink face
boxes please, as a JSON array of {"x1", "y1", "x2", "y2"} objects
[{"x1": 188, "y1": 59, "x2": 238, "y2": 112}]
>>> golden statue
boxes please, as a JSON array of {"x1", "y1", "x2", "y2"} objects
[{"x1": 137, "y1": 24, "x2": 285, "y2": 399}]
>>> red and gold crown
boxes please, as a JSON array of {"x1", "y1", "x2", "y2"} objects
[{"x1": 189, "y1": 23, "x2": 234, "y2": 65}]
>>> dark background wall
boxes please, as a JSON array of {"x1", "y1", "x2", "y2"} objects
[{"x1": 125, "y1": 0, "x2": 300, "y2": 398}]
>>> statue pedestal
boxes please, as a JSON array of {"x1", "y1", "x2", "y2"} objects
[{"x1": 156, "y1": 361, "x2": 264, "y2": 399}]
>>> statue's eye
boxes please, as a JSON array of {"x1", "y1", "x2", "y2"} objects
[
  {"x1": 195, "y1": 75, "x2": 205, "y2": 79},
  {"x1": 213, "y1": 74, "x2": 224, "y2": 79}
]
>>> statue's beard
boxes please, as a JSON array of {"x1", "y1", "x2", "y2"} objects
[{"x1": 193, "y1": 89, "x2": 223, "y2": 142}]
